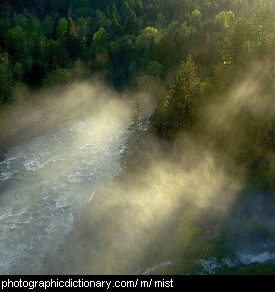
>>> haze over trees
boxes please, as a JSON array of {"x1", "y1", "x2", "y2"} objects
[{"x1": 0, "y1": 0, "x2": 274, "y2": 275}]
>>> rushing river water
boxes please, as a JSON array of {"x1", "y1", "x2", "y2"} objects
[
  {"x1": 1, "y1": 108, "x2": 274, "y2": 275},
  {"x1": 0, "y1": 117, "x2": 126, "y2": 275}
]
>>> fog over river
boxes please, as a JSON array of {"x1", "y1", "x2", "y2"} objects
[
  {"x1": 0, "y1": 100, "x2": 130, "y2": 275},
  {"x1": 0, "y1": 80, "x2": 274, "y2": 275}
]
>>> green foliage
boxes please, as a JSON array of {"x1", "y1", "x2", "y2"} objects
[
  {"x1": 3, "y1": 26, "x2": 24, "y2": 54},
  {"x1": 1, "y1": 0, "x2": 269, "y2": 93},
  {"x1": 130, "y1": 97, "x2": 144, "y2": 135},
  {"x1": 155, "y1": 13, "x2": 167, "y2": 29},
  {"x1": 152, "y1": 87, "x2": 170, "y2": 136},
  {"x1": 95, "y1": 9, "x2": 111, "y2": 28},
  {"x1": 153, "y1": 54, "x2": 201, "y2": 135},
  {"x1": 248, "y1": 1, "x2": 275, "y2": 57},
  {"x1": 73, "y1": 7, "x2": 94, "y2": 19},
  {"x1": 56, "y1": 18, "x2": 68, "y2": 39},
  {"x1": 75, "y1": 17, "x2": 93, "y2": 50},
  {"x1": 66, "y1": 17, "x2": 80, "y2": 59},
  {"x1": 215, "y1": 11, "x2": 235, "y2": 30},
  {"x1": 174, "y1": 209, "x2": 239, "y2": 274},
  {"x1": 42, "y1": 15, "x2": 55, "y2": 39},
  {"x1": 204, "y1": 219, "x2": 235, "y2": 260},
  {"x1": 146, "y1": 61, "x2": 162, "y2": 78},
  {"x1": 0, "y1": 52, "x2": 14, "y2": 103},
  {"x1": 174, "y1": 210, "x2": 204, "y2": 274},
  {"x1": 109, "y1": 35, "x2": 135, "y2": 87},
  {"x1": 92, "y1": 27, "x2": 108, "y2": 53},
  {"x1": 220, "y1": 17, "x2": 248, "y2": 64},
  {"x1": 0, "y1": 0, "x2": 274, "y2": 276},
  {"x1": 120, "y1": 96, "x2": 144, "y2": 168},
  {"x1": 125, "y1": 9, "x2": 139, "y2": 35},
  {"x1": 247, "y1": 158, "x2": 274, "y2": 192},
  {"x1": 43, "y1": 67, "x2": 73, "y2": 87},
  {"x1": 244, "y1": 219, "x2": 270, "y2": 241},
  {"x1": 110, "y1": 12, "x2": 122, "y2": 39},
  {"x1": 134, "y1": 26, "x2": 159, "y2": 70}
]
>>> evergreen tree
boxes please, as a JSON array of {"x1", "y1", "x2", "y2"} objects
[
  {"x1": 153, "y1": 54, "x2": 201, "y2": 134},
  {"x1": 168, "y1": 54, "x2": 200, "y2": 129},
  {"x1": 152, "y1": 87, "x2": 169, "y2": 136},
  {"x1": 112, "y1": 2, "x2": 119, "y2": 20},
  {"x1": 220, "y1": 18, "x2": 248, "y2": 64},
  {"x1": 175, "y1": 210, "x2": 203, "y2": 274},
  {"x1": 42, "y1": 15, "x2": 54, "y2": 39},
  {"x1": 125, "y1": 9, "x2": 139, "y2": 35},
  {"x1": 129, "y1": 96, "x2": 143, "y2": 148},
  {"x1": 56, "y1": 18, "x2": 68, "y2": 39},
  {"x1": 110, "y1": 12, "x2": 122, "y2": 38},
  {"x1": 92, "y1": 27, "x2": 108, "y2": 54},
  {"x1": 0, "y1": 53, "x2": 14, "y2": 103},
  {"x1": 106, "y1": 5, "x2": 111, "y2": 19},
  {"x1": 120, "y1": 97, "x2": 144, "y2": 168},
  {"x1": 91, "y1": 27, "x2": 111, "y2": 71},
  {"x1": 65, "y1": 17, "x2": 80, "y2": 60},
  {"x1": 52, "y1": 13, "x2": 60, "y2": 41}
]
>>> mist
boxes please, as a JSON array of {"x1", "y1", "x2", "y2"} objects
[
  {"x1": 0, "y1": 59, "x2": 273, "y2": 275},
  {"x1": 0, "y1": 0, "x2": 274, "y2": 276},
  {"x1": 0, "y1": 54, "x2": 273, "y2": 275},
  {"x1": 0, "y1": 78, "x2": 161, "y2": 274},
  {"x1": 37, "y1": 59, "x2": 274, "y2": 275}
]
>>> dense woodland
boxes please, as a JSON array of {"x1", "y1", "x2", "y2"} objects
[
  {"x1": 0, "y1": 0, "x2": 274, "y2": 274},
  {"x1": 0, "y1": 0, "x2": 273, "y2": 94}
]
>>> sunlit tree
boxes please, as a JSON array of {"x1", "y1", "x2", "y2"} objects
[
  {"x1": 168, "y1": 54, "x2": 201, "y2": 129},
  {"x1": 65, "y1": 17, "x2": 80, "y2": 59},
  {"x1": 120, "y1": 97, "x2": 144, "y2": 168},
  {"x1": 129, "y1": 96, "x2": 144, "y2": 149},
  {"x1": 175, "y1": 210, "x2": 203, "y2": 274},
  {"x1": 56, "y1": 18, "x2": 68, "y2": 39}
]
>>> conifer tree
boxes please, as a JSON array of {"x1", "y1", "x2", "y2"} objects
[
  {"x1": 106, "y1": 5, "x2": 111, "y2": 19},
  {"x1": 112, "y1": 12, "x2": 119, "y2": 27},
  {"x1": 152, "y1": 87, "x2": 169, "y2": 136},
  {"x1": 129, "y1": 96, "x2": 143, "y2": 148},
  {"x1": 0, "y1": 53, "x2": 14, "y2": 103},
  {"x1": 120, "y1": 97, "x2": 144, "y2": 168},
  {"x1": 125, "y1": 10, "x2": 139, "y2": 35},
  {"x1": 113, "y1": 2, "x2": 119, "y2": 19},
  {"x1": 111, "y1": 12, "x2": 122, "y2": 37},
  {"x1": 153, "y1": 54, "x2": 200, "y2": 134},
  {"x1": 65, "y1": 17, "x2": 80, "y2": 60},
  {"x1": 52, "y1": 13, "x2": 60, "y2": 40},
  {"x1": 168, "y1": 54, "x2": 200, "y2": 129}
]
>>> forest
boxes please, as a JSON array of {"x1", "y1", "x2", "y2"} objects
[{"x1": 0, "y1": 0, "x2": 274, "y2": 275}]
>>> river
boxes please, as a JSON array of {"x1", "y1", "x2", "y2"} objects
[
  {"x1": 1, "y1": 95, "x2": 273, "y2": 275},
  {"x1": 0, "y1": 116, "x2": 127, "y2": 275}
]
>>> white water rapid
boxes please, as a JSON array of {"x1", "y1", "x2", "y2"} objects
[{"x1": 0, "y1": 117, "x2": 126, "y2": 275}]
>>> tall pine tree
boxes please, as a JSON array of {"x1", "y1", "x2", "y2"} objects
[
  {"x1": 153, "y1": 54, "x2": 201, "y2": 134},
  {"x1": 125, "y1": 10, "x2": 139, "y2": 35},
  {"x1": 65, "y1": 17, "x2": 80, "y2": 60},
  {"x1": 120, "y1": 97, "x2": 144, "y2": 168}
]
